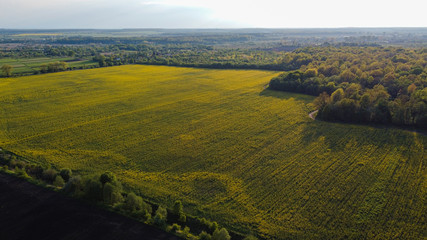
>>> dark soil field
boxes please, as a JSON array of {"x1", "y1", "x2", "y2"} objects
[{"x1": 0, "y1": 172, "x2": 180, "y2": 240}]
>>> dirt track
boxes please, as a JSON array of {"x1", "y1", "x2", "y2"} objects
[
  {"x1": 308, "y1": 110, "x2": 318, "y2": 120},
  {"x1": 0, "y1": 172, "x2": 180, "y2": 240}
]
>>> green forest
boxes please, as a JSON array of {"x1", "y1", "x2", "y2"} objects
[{"x1": 269, "y1": 47, "x2": 426, "y2": 128}]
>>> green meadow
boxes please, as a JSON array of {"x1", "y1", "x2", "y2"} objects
[
  {"x1": 0, "y1": 65, "x2": 425, "y2": 239},
  {"x1": 0, "y1": 57, "x2": 97, "y2": 75}
]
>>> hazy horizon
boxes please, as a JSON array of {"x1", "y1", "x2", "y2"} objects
[{"x1": 1, "y1": 0, "x2": 426, "y2": 29}]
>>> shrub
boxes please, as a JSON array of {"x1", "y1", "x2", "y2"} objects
[
  {"x1": 199, "y1": 231, "x2": 212, "y2": 240},
  {"x1": 181, "y1": 226, "x2": 191, "y2": 237},
  {"x1": 84, "y1": 177, "x2": 103, "y2": 201},
  {"x1": 153, "y1": 206, "x2": 168, "y2": 227},
  {"x1": 42, "y1": 168, "x2": 58, "y2": 183},
  {"x1": 136, "y1": 207, "x2": 152, "y2": 222},
  {"x1": 212, "y1": 228, "x2": 230, "y2": 240},
  {"x1": 63, "y1": 176, "x2": 83, "y2": 196},
  {"x1": 15, "y1": 160, "x2": 26, "y2": 169},
  {"x1": 15, "y1": 168, "x2": 30, "y2": 179},
  {"x1": 125, "y1": 192, "x2": 143, "y2": 211},
  {"x1": 173, "y1": 200, "x2": 186, "y2": 222},
  {"x1": 169, "y1": 223, "x2": 181, "y2": 233},
  {"x1": 53, "y1": 175, "x2": 65, "y2": 188},
  {"x1": 103, "y1": 182, "x2": 124, "y2": 206},
  {"x1": 60, "y1": 168, "x2": 72, "y2": 182},
  {"x1": 9, "y1": 159, "x2": 17, "y2": 169},
  {"x1": 210, "y1": 221, "x2": 219, "y2": 232},
  {"x1": 100, "y1": 171, "x2": 116, "y2": 185},
  {"x1": 25, "y1": 164, "x2": 44, "y2": 179}
]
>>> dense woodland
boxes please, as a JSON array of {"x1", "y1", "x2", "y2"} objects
[{"x1": 269, "y1": 47, "x2": 427, "y2": 128}]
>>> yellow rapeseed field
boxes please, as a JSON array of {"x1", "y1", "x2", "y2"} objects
[{"x1": 0, "y1": 65, "x2": 425, "y2": 239}]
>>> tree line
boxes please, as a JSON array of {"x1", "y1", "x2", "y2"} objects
[
  {"x1": 0, "y1": 149, "x2": 257, "y2": 240},
  {"x1": 269, "y1": 46, "x2": 426, "y2": 129}
]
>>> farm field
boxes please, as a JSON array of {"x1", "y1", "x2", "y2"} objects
[
  {"x1": 0, "y1": 65, "x2": 425, "y2": 239},
  {"x1": 0, "y1": 57, "x2": 98, "y2": 75}
]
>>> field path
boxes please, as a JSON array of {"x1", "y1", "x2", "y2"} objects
[{"x1": 308, "y1": 110, "x2": 318, "y2": 120}]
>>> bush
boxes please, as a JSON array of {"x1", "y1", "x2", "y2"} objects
[
  {"x1": 173, "y1": 200, "x2": 186, "y2": 222},
  {"x1": 212, "y1": 228, "x2": 230, "y2": 240},
  {"x1": 15, "y1": 160, "x2": 26, "y2": 169},
  {"x1": 53, "y1": 175, "x2": 65, "y2": 187},
  {"x1": 199, "y1": 231, "x2": 212, "y2": 240},
  {"x1": 15, "y1": 168, "x2": 30, "y2": 179},
  {"x1": 9, "y1": 159, "x2": 17, "y2": 169},
  {"x1": 60, "y1": 168, "x2": 72, "y2": 182},
  {"x1": 100, "y1": 171, "x2": 116, "y2": 185},
  {"x1": 103, "y1": 182, "x2": 123, "y2": 206},
  {"x1": 25, "y1": 164, "x2": 44, "y2": 179},
  {"x1": 84, "y1": 177, "x2": 103, "y2": 201},
  {"x1": 210, "y1": 221, "x2": 219, "y2": 233},
  {"x1": 63, "y1": 176, "x2": 83, "y2": 196},
  {"x1": 42, "y1": 168, "x2": 58, "y2": 183},
  {"x1": 124, "y1": 192, "x2": 143, "y2": 211},
  {"x1": 181, "y1": 226, "x2": 191, "y2": 238},
  {"x1": 153, "y1": 206, "x2": 168, "y2": 227},
  {"x1": 168, "y1": 223, "x2": 181, "y2": 233},
  {"x1": 122, "y1": 192, "x2": 152, "y2": 221}
]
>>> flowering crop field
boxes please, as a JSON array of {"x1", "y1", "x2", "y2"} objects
[{"x1": 0, "y1": 65, "x2": 425, "y2": 239}]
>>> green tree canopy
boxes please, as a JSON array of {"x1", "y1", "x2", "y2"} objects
[
  {"x1": 212, "y1": 228, "x2": 231, "y2": 240},
  {"x1": 59, "y1": 168, "x2": 72, "y2": 182},
  {"x1": 100, "y1": 171, "x2": 116, "y2": 185},
  {"x1": 1, "y1": 64, "x2": 13, "y2": 77}
]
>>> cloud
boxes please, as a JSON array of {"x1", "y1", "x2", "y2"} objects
[{"x1": 0, "y1": 0, "x2": 426, "y2": 28}]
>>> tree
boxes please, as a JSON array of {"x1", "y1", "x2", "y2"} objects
[
  {"x1": 103, "y1": 182, "x2": 123, "y2": 205},
  {"x1": 365, "y1": 84, "x2": 390, "y2": 104},
  {"x1": 303, "y1": 68, "x2": 318, "y2": 78},
  {"x1": 344, "y1": 83, "x2": 362, "y2": 99},
  {"x1": 125, "y1": 192, "x2": 143, "y2": 211},
  {"x1": 93, "y1": 55, "x2": 107, "y2": 67},
  {"x1": 40, "y1": 64, "x2": 48, "y2": 73},
  {"x1": 407, "y1": 83, "x2": 417, "y2": 95},
  {"x1": 210, "y1": 221, "x2": 219, "y2": 232},
  {"x1": 25, "y1": 164, "x2": 44, "y2": 179},
  {"x1": 331, "y1": 88, "x2": 344, "y2": 103},
  {"x1": 42, "y1": 168, "x2": 58, "y2": 183},
  {"x1": 169, "y1": 223, "x2": 181, "y2": 233},
  {"x1": 339, "y1": 69, "x2": 357, "y2": 82},
  {"x1": 63, "y1": 176, "x2": 83, "y2": 196},
  {"x1": 84, "y1": 177, "x2": 103, "y2": 201},
  {"x1": 60, "y1": 168, "x2": 72, "y2": 182},
  {"x1": 212, "y1": 228, "x2": 231, "y2": 240},
  {"x1": 314, "y1": 92, "x2": 331, "y2": 110},
  {"x1": 1, "y1": 64, "x2": 13, "y2": 77},
  {"x1": 54, "y1": 175, "x2": 65, "y2": 187},
  {"x1": 40, "y1": 62, "x2": 68, "y2": 73},
  {"x1": 100, "y1": 171, "x2": 116, "y2": 185},
  {"x1": 172, "y1": 200, "x2": 186, "y2": 222},
  {"x1": 153, "y1": 206, "x2": 168, "y2": 227},
  {"x1": 199, "y1": 231, "x2": 212, "y2": 240}
]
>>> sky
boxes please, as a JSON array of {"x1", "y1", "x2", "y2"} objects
[{"x1": 0, "y1": 0, "x2": 426, "y2": 29}]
